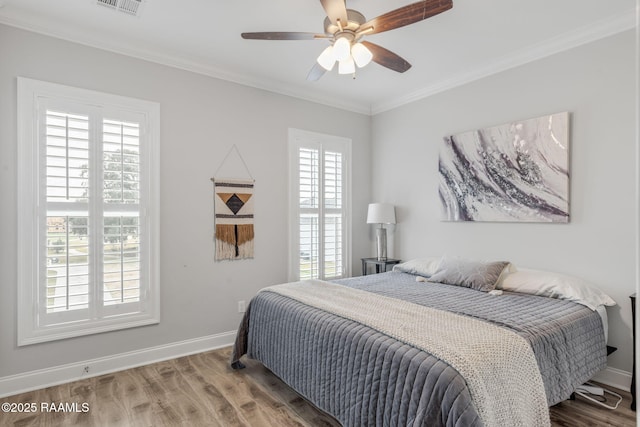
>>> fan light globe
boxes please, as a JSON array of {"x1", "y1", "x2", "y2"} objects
[
  {"x1": 333, "y1": 36, "x2": 351, "y2": 62},
  {"x1": 317, "y1": 45, "x2": 336, "y2": 71},
  {"x1": 338, "y1": 56, "x2": 356, "y2": 75},
  {"x1": 351, "y1": 42, "x2": 373, "y2": 68}
]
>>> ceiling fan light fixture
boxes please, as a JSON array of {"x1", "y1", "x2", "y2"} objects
[
  {"x1": 241, "y1": 0, "x2": 454, "y2": 81},
  {"x1": 351, "y1": 42, "x2": 373, "y2": 68},
  {"x1": 338, "y1": 56, "x2": 356, "y2": 75},
  {"x1": 333, "y1": 36, "x2": 351, "y2": 62},
  {"x1": 317, "y1": 45, "x2": 336, "y2": 71}
]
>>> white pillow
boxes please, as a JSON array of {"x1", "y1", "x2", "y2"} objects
[
  {"x1": 497, "y1": 267, "x2": 616, "y2": 310},
  {"x1": 392, "y1": 257, "x2": 442, "y2": 278}
]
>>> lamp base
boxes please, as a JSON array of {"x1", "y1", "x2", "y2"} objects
[{"x1": 375, "y1": 227, "x2": 387, "y2": 261}]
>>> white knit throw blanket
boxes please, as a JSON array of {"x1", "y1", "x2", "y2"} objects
[{"x1": 264, "y1": 280, "x2": 550, "y2": 427}]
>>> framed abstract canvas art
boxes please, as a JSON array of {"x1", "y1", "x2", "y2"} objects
[{"x1": 439, "y1": 112, "x2": 570, "y2": 222}]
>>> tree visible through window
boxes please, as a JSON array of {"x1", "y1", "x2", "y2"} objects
[{"x1": 17, "y1": 77, "x2": 160, "y2": 345}]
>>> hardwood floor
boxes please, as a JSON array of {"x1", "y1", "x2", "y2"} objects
[{"x1": 1, "y1": 346, "x2": 636, "y2": 426}]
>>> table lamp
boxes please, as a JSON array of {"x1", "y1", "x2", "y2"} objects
[{"x1": 367, "y1": 203, "x2": 396, "y2": 261}]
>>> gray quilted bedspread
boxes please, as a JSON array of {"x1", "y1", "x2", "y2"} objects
[{"x1": 231, "y1": 271, "x2": 607, "y2": 427}]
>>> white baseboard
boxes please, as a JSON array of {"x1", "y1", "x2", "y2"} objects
[
  {"x1": 0, "y1": 331, "x2": 236, "y2": 398},
  {"x1": 2, "y1": 336, "x2": 632, "y2": 401},
  {"x1": 591, "y1": 366, "x2": 633, "y2": 392}
]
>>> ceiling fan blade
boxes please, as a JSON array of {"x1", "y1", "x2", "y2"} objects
[
  {"x1": 361, "y1": 41, "x2": 412, "y2": 73},
  {"x1": 307, "y1": 62, "x2": 327, "y2": 81},
  {"x1": 241, "y1": 32, "x2": 324, "y2": 40},
  {"x1": 319, "y1": 0, "x2": 348, "y2": 27},
  {"x1": 359, "y1": 0, "x2": 452, "y2": 35}
]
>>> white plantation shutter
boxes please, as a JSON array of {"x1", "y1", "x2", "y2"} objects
[
  {"x1": 17, "y1": 78, "x2": 160, "y2": 345},
  {"x1": 299, "y1": 147, "x2": 319, "y2": 279},
  {"x1": 102, "y1": 119, "x2": 142, "y2": 307},
  {"x1": 323, "y1": 151, "x2": 343, "y2": 278},
  {"x1": 289, "y1": 129, "x2": 351, "y2": 281},
  {"x1": 45, "y1": 111, "x2": 90, "y2": 203},
  {"x1": 45, "y1": 111, "x2": 91, "y2": 318}
]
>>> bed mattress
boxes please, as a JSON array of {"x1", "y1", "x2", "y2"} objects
[{"x1": 231, "y1": 271, "x2": 607, "y2": 426}]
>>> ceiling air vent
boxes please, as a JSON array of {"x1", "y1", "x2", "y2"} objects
[{"x1": 96, "y1": 0, "x2": 144, "y2": 17}]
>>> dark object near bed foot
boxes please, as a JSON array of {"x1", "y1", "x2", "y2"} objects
[{"x1": 231, "y1": 361, "x2": 246, "y2": 370}]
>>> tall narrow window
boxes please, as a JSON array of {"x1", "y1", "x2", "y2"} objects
[
  {"x1": 289, "y1": 129, "x2": 351, "y2": 281},
  {"x1": 17, "y1": 77, "x2": 160, "y2": 345}
]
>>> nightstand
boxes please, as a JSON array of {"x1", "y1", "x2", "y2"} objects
[
  {"x1": 361, "y1": 258, "x2": 401, "y2": 276},
  {"x1": 631, "y1": 293, "x2": 636, "y2": 411}
]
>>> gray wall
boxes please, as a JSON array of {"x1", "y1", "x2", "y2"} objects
[
  {"x1": 371, "y1": 30, "x2": 636, "y2": 373},
  {"x1": 0, "y1": 22, "x2": 635, "y2": 381},
  {"x1": 0, "y1": 24, "x2": 371, "y2": 377}
]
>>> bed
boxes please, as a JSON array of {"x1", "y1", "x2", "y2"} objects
[{"x1": 231, "y1": 258, "x2": 613, "y2": 427}]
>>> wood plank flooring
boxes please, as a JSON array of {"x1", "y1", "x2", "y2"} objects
[{"x1": 1, "y1": 346, "x2": 636, "y2": 426}]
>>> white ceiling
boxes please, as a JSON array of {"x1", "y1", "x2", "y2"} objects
[{"x1": 0, "y1": 0, "x2": 635, "y2": 114}]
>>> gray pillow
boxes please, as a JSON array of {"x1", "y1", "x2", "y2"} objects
[{"x1": 427, "y1": 257, "x2": 510, "y2": 292}]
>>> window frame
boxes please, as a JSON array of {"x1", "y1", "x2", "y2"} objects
[
  {"x1": 288, "y1": 128, "x2": 352, "y2": 282},
  {"x1": 17, "y1": 77, "x2": 161, "y2": 346}
]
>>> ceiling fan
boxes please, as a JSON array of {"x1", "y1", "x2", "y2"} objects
[{"x1": 241, "y1": 0, "x2": 453, "y2": 81}]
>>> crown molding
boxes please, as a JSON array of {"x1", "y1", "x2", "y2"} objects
[
  {"x1": 0, "y1": 15, "x2": 372, "y2": 115},
  {"x1": 370, "y1": 10, "x2": 637, "y2": 115},
  {"x1": 0, "y1": 7, "x2": 634, "y2": 117}
]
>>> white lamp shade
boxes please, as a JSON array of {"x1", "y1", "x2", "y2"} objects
[
  {"x1": 317, "y1": 45, "x2": 336, "y2": 71},
  {"x1": 333, "y1": 36, "x2": 351, "y2": 61},
  {"x1": 351, "y1": 42, "x2": 373, "y2": 68},
  {"x1": 367, "y1": 203, "x2": 396, "y2": 224},
  {"x1": 338, "y1": 56, "x2": 355, "y2": 75}
]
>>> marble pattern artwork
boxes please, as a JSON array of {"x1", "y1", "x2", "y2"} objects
[{"x1": 439, "y1": 112, "x2": 569, "y2": 222}]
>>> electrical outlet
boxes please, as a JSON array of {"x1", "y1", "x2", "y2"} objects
[
  {"x1": 238, "y1": 300, "x2": 246, "y2": 313},
  {"x1": 83, "y1": 365, "x2": 90, "y2": 374}
]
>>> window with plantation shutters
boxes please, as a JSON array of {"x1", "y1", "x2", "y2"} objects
[
  {"x1": 17, "y1": 78, "x2": 160, "y2": 345},
  {"x1": 289, "y1": 129, "x2": 351, "y2": 281}
]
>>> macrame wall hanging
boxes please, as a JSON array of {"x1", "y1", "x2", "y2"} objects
[{"x1": 211, "y1": 145, "x2": 255, "y2": 261}]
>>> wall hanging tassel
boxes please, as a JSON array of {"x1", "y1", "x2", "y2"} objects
[{"x1": 211, "y1": 145, "x2": 255, "y2": 261}]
